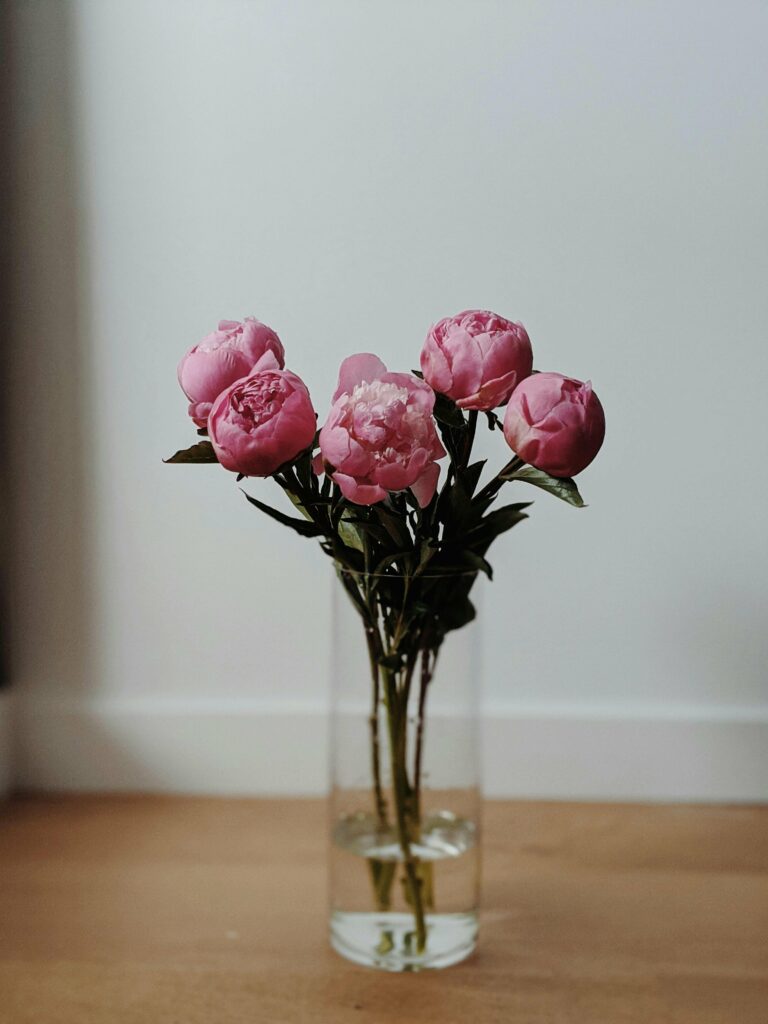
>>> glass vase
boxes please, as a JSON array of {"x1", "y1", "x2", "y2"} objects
[{"x1": 328, "y1": 567, "x2": 482, "y2": 971}]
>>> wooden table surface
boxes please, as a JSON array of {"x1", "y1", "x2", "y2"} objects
[{"x1": 0, "y1": 797, "x2": 766, "y2": 1023}]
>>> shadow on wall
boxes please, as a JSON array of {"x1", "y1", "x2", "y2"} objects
[
  {"x1": 7, "y1": 0, "x2": 95, "y2": 720},
  {"x1": 0, "y1": 0, "x2": 11, "y2": 694}
]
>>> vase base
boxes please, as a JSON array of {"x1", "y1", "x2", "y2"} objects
[{"x1": 330, "y1": 911, "x2": 477, "y2": 971}]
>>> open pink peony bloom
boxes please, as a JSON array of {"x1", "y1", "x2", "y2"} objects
[
  {"x1": 503, "y1": 372, "x2": 605, "y2": 477},
  {"x1": 208, "y1": 368, "x2": 316, "y2": 477},
  {"x1": 420, "y1": 309, "x2": 533, "y2": 411},
  {"x1": 178, "y1": 317, "x2": 285, "y2": 428},
  {"x1": 318, "y1": 354, "x2": 446, "y2": 507}
]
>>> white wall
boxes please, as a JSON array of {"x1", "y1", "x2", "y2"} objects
[{"x1": 7, "y1": 0, "x2": 768, "y2": 799}]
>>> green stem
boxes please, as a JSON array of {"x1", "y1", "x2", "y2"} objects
[
  {"x1": 461, "y1": 410, "x2": 478, "y2": 468},
  {"x1": 390, "y1": 577, "x2": 412, "y2": 654},
  {"x1": 359, "y1": 536, "x2": 389, "y2": 829},
  {"x1": 475, "y1": 455, "x2": 525, "y2": 503},
  {"x1": 384, "y1": 673, "x2": 427, "y2": 954},
  {"x1": 412, "y1": 647, "x2": 434, "y2": 831},
  {"x1": 364, "y1": 627, "x2": 388, "y2": 830}
]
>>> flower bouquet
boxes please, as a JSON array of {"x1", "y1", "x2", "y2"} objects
[{"x1": 168, "y1": 310, "x2": 605, "y2": 970}]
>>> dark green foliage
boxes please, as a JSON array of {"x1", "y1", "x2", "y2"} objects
[
  {"x1": 167, "y1": 394, "x2": 585, "y2": 655},
  {"x1": 241, "y1": 491, "x2": 324, "y2": 538},
  {"x1": 500, "y1": 464, "x2": 585, "y2": 507},
  {"x1": 164, "y1": 440, "x2": 219, "y2": 463}
]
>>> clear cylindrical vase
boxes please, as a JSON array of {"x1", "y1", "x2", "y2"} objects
[{"x1": 328, "y1": 568, "x2": 482, "y2": 971}]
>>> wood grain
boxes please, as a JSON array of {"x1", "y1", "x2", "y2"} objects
[{"x1": 0, "y1": 796, "x2": 766, "y2": 1023}]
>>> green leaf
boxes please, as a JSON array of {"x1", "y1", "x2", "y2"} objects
[
  {"x1": 280, "y1": 480, "x2": 320, "y2": 524},
  {"x1": 470, "y1": 491, "x2": 498, "y2": 517},
  {"x1": 294, "y1": 451, "x2": 313, "y2": 490},
  {"x1": 378, "y1": 652, "x2": 404, "y2": 671},
  {"x1": 462, "y1": 460, "x2": 486, "y2": 496},
  {"x1": 433, "y1": 393, "x2": 465, "y2": 429},
  {"x1": 340, "y1": 517, "x2": 391, "y2": 545},
  {"x1": 457, "y1": 550, "x2": 493, "y2": 579},
  {"x1": 337, "y1": 515, "x2": 366, "y2": 552},
  {"x1": 414, "y1": 541, "x2": 438, "y2": 576},
  {"x1": 241, "y1": 491, "x2": 324, "y2": 537},
  {"x1": 503, "y1": 466, "x2": 585, "y2": 507},
  {"x1": 439, "y1": 477, "x2": 477, "y2": 534},
  {"x1": 374, "y1": 550, "x2": 412, "y2": 575},
  {"x1": 164, "y1": 441, "x2": 218, "y2": 464},
  {"x1": 373, "y1": 505, "x2": 413, "y2": 549},
  {"x1": 468, "y1": 502, "x2": 531, "y2": 546},
  {"x1": 440, "y1": 595, "x2": 476, "y2": 631}
]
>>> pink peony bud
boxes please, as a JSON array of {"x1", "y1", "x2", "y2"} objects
[
  {"x1": 503, "y1": 372, "x2": 605, "y2": 477},
  {"x1": 208, "y1": 368, "x2": 316, "y2": 477},
  {"x1": 178, "y1": 317, "x2": 285, "y2": 428},
  {"x1": 420, "y1": 309, "x2": 533, "y2": 411},
  {"x1": 318, "y1": 353, "x2": 446, "y2": 507}
]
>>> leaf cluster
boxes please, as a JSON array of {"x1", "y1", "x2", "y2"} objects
[{"x1": 165, "y1": 397, "x2": 584, "y2": 665}]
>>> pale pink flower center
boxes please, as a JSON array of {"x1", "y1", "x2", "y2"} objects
[
  {"x1": 435, "y1": 311, "x2": 509, "y2": 341},
  {"x1": 339, "y1": 381, "x2": 426, "y2": 467},
  {"x1": 230, "y1": 374, "x2": 287, "y2": 430},
  {"x1": 197, "y1": 326, "x2": 242, "y2": 353}
]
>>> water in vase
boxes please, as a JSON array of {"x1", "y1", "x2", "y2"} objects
[{"x1": 330, "y1": 807, "x2": 479, "y2": 971}]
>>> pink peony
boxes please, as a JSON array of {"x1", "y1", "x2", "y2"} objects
[
  {"x1": 420, "y1": 309, "x2": 533, "y2": 411},
  {"x1": 503, "y1": 372, "x2": 605, "y2": 477},
  {"x1": 318, "y1": 354, "x2": 446, "y2": 507},
  {"x1": 208, "y1": 368, "x2": 316, "y2": 477},
  {"x1": 178, "y1": 317, "x2": 285, "y2": 428}
]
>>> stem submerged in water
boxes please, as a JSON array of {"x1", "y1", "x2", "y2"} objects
[
  {"x1": 354, "y1": 563, "x2": 440, "y2": 955},
  {"x1": 413, "y1": 647, "x2": 434, "y2": 830},
  {"x1": 365, "y1": 629, "x2": 388, "y2": 830},
  {"x1": 383, "y1": 671, "x2": 428, "y2": 954}
]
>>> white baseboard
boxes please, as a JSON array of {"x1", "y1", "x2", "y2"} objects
[
  {"x1": 13, "y1": 697, "x2": 768, "y2": 802},
  {"x1": 0, "y1": 690, "x2": 13, "y2": 796},
  {"x1": 482, "y1": 703, "x2": 768, "y2": 802}
]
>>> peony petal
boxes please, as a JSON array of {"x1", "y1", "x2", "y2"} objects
[
  {"x1": 252, "y1": 349, "x2": 282, "y2": 372},
  {"x1": 338, "y1": 436, "x2": 375, "y2": 476},
  {"x1": 410, "y1": 461, "x2": 441, "y2": 508},
  {"x1": 430, "y1": 433, "x2": 447, "y2": 460},
  {"x1": 456, "y1": 368, "x2": 519, "y2": 411},
  {"x1": 188, "y1": 401, "x2": 212, "y2": 429},
  {"x1": 179, "y1": 346, "x2": 250, "y2": 403},
  {"x1": 333, "y1": 472, "x2": 387, "y2": 506},
  {"x1": 381, "y1": 372, "x2": 437, "y2": 413},
  {"x1": 333, "y1": 353, "x2": 388, "y2": 401},
  {"x1": 318, "y1": 423, "x2": 351, "y2": 468},
  {"x1": 419, "y1": 331, "x2": 453, "y2": 395},
  {"x1": 443, "y1": 326, "x2": 483, "y2": 398},
  {"x1": 374, "y1": 462, "x2": 415, "y2": 491}
]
